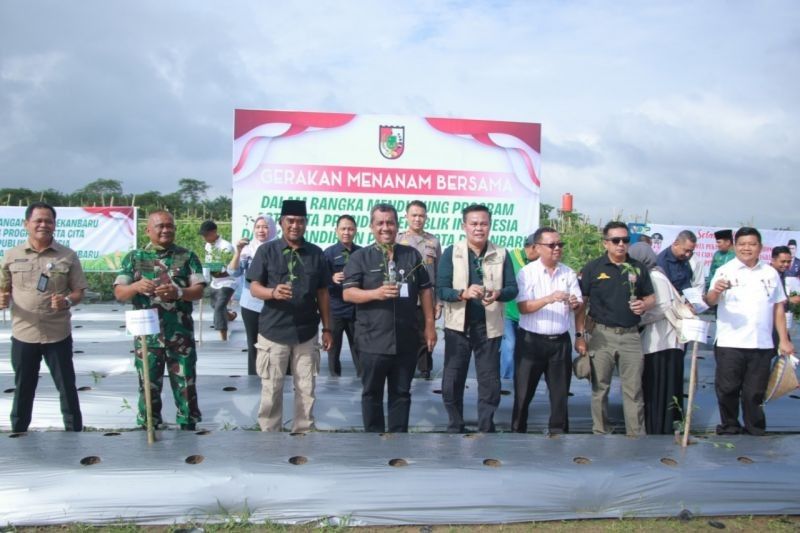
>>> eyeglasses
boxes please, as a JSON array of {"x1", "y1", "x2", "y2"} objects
[
  {"x1": 537, "y1": 242, "x2": 565, "y2": 249},
  {"x1": 604, "y1": 237, "x2": 631, "y2": 245}
]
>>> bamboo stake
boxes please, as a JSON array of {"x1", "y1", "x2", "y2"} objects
[
  {"x1": 681, "y1": 341, "x2": 699, "y2": 448},
  {"x1": 138, "y1": 337, "x2": 156, "y2": 444}
]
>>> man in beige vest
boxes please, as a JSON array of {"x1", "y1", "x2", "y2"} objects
[{"x1": 436, "y1": 204, "x2": 518, "y2": 432}]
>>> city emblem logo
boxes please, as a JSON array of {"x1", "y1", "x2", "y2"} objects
[{"x1": 379, "y1": 125, "x2": 405, "y2": 159}]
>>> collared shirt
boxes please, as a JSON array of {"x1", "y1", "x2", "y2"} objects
[
  {"x1": 580, "y1": 254, "x2": 655, "y2": 329},
  {"x1": 323, "y1": 241, "x2": 361, "y2": 319},
  {"x1": 204, "y1": 236, "x2": 236, "y2": 290},
  {"x1": 657, "y1": 246, "x2": 692, "y2": 294},
  {"x1": 516, "y1": 259, "x2": 582, "y2": 335},
  {"x1": 246, "y1": 238, "x2": 330, "y2": 345},
  {"x1": 1, "y1": 239, "x2": 88, "y2": 343},
  {"x1": 711, "y1": 258, "x2": 785, "y2": 349},
  {"x1": 397, "y1": 230, "x2": 441, "y2": 288},
  {"x1": 504, "y1": 248, "x2": 531, "y2": 322},
  {"x1": 114, "y1": 242, "x2": 206, "y2": 315},
  {"x1": 343, "y1": 243, "x2": 431, "y2": 355},
  {"x1": 436, "y1": 244, "x2": 518, "y2": 325},
  {"x1": 706, "y1": 249, "x2": 736, "y2": 290}
]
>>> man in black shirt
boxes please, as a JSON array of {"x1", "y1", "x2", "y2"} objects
[
  {"x1": 343, "y1": 203, "x2": 436, "y2": 432},
  {"x1": 247, "y1": 200, "x2": 333, "y2": 433},
  {"x1": 323, "y1": 214, "x2": 362, "y2": 377},
  {"x1": 575, "y1": 221, "x2": 655, "y2": 436}
]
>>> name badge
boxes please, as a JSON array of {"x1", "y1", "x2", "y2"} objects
[{"x1": 399, "y1": 283, "x2": 409, "y2": 298}]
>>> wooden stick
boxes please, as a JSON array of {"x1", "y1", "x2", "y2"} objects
[
  {"x1": 681, "y1": 341, "x2": 699, "y2": 448},
  {"x1": 138, "y1": 336, "x2": 156, "y2": 445},
  {"x1": 197, "y1": 296, "x2": 203, "y2": 345}
]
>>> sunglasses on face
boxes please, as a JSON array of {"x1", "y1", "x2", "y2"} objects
[
  {"x1": 604, "y1": 237, "x2": 631, "y2": 245},
  {"x1": 537, "y1": 242, "x2": 565, "y2": 249}
]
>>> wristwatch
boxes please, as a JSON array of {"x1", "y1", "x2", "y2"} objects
[
  {"x1": 575, "y1": 331, "x2": 585, "y2": 338},
  {"x1": 64, "y1": 297, "x2": 73, "y2": 309},
  {"x1": 175, "y1": 286, "x2": 184, "y2": 301}
]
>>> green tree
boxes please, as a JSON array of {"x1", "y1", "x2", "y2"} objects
[
  {"x1": 75, "y1": 178, "x2": 124, "y2": 205},
  {"x1": 177, "y1": 178, "x2": 209, "y2": 207},
  {"x1": 0, "y1": 187, "x2": 37, "y2": 206}
]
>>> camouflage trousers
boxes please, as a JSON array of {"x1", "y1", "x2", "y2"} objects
[{"x1": 133, "y1": 330, "x2": 201, "y2": 427}]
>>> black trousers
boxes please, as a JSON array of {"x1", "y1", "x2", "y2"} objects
[
  {"x1": 714, "y1": 346, "x2": 772, "y2": 435},
  {"x1": 241, "y1": 307, "x2": 260, "y2": 375},
  {"x1": 360, "y1": 348, "x2": 417, "y2": 433},
  {"x1": 209, "y1": 286, "x2": 235, "y2": 331},
  {"x1": 329, "y1": 315, "x2": 360, "y2": 377},
  {"x1": 643, "y1": 348, "x2": 684, "y2": 435},
  {"x1": 10, "y1": 335, "x2": 82, "y2": 432},
  {"x1": 442, "y1": 323, "x2": 501, "y2": 433},
  {"x1": 511, "y1": 330, "x2": 572, "y2": 433},
  {"x1": 415, "y1": 307, "x2": 433, "y2": 374}
]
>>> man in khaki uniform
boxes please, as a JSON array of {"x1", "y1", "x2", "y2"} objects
[
  {"x1": 0, "y1": 202, "x2": 88, "y2": 432},
  {"x1": 397, "y1": 200, "x2": 442, "y2": 379},
  {"x1": 247, "y1": 200, "x2": 333, "y2": 432}
]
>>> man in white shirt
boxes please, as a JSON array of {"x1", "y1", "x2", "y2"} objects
[
  {"x1": 706, "y1": 227, "x2": 794, "y2": 435},
  {"x1": 512, "y1": 227, "x2": 583, "y2": 434},
  {"x1": 200, "y1": 220, "x2": 237, "y2": 340}
]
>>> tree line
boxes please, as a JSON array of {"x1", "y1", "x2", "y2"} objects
[{"x1": 0, "y1": 178, "x2": 231, "y2": 221}]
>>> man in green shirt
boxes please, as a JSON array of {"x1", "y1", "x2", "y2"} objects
[
  {"x1": 500, "y1": 234, "x2": 539, "y2": 380},
  {"x1": 706, "y1": 229, "x2": 735, "y2": 290},
  {"x1": 114, "y1": 211, "x2": 207, "y2": 430}
]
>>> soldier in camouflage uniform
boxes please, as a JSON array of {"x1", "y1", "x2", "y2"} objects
[{"x1": 114, "y1": 211, "x2": 206, "y2": 429}]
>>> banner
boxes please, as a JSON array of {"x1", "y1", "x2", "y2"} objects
[
  {"x1": 628, "y1": 222, "x2": 800, "y2": 267},
  {"x1": 0, "y1": 206, "x2": 137, "y2": 272},
  {"x1": 232, "y1": 110, "x2": 541, "y2": 249}
]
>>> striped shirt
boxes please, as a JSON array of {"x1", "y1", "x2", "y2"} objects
[{"x1": 516, "y1": 259, "x2": 582, "y2": 335}]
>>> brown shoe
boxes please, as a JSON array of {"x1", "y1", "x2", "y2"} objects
[
  {"x1": 227, "y1": 311, "x2": 237, "y2": 322},
  {"x1": 220, "y1": 329, "x2": 228, "y2": 341}
]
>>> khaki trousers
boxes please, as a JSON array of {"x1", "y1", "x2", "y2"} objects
[
  {"x1": 588, "y1": 325, "x2": 645, "y2": 436},
  {"x1": 255, "y1": 334, "x2": 319, "y2": 432}
]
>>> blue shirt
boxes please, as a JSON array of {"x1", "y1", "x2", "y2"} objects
[{"x1": 657, "y1": 246, "x2": 692, "y2": 294}]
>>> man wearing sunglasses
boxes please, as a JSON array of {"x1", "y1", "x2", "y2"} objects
[
  {"x1": 576, "y1": 221, "x2": 655, "y2": 436},
  {"x1": 512, "y1": 227, "x2": 583, "y2": 434}
]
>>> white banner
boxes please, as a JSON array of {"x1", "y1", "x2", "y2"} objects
[
  {"x1": 232, "y1": 110, "x2": 541, "y2": 249},
  {"x1": 629, "y1": 223, "x2": 800, "y2": 267},
  {"x1": 0, "y1": 206, "x2": 137, "y2": 272}
]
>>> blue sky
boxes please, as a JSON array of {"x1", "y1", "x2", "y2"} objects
[{"x1": 1, "y1": 0, "x2": 797, "y2": 228}]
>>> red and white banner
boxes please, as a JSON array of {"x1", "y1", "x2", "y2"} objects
[
  {"x1": 631, "y1": 223, "x2": 800, "y2": 266},
  {"x1": 0, "y1": 206, "x2": 137, "y2": 272},
  {"x1": 232, "y1": 110, "x2": 541, "y2": 248}
]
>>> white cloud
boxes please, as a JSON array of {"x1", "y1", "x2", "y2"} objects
[{"x1": 0, "y1": 0, "x2": 798, "y2": 228}]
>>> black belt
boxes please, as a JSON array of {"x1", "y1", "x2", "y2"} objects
[
  {"x1": 595, "y1": 324, "x2": 639, "y2": 334},
  {"x1": 524, "y1": 330, "x2": 569, "y2": 342}
]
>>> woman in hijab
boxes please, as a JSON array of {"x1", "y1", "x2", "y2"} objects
[
  {"x1": 628, "y1": 242, "x2": 686, "y2": 435},
  {"x1": 228, "y1": 214, "x2": 277, "y2": 375}
]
